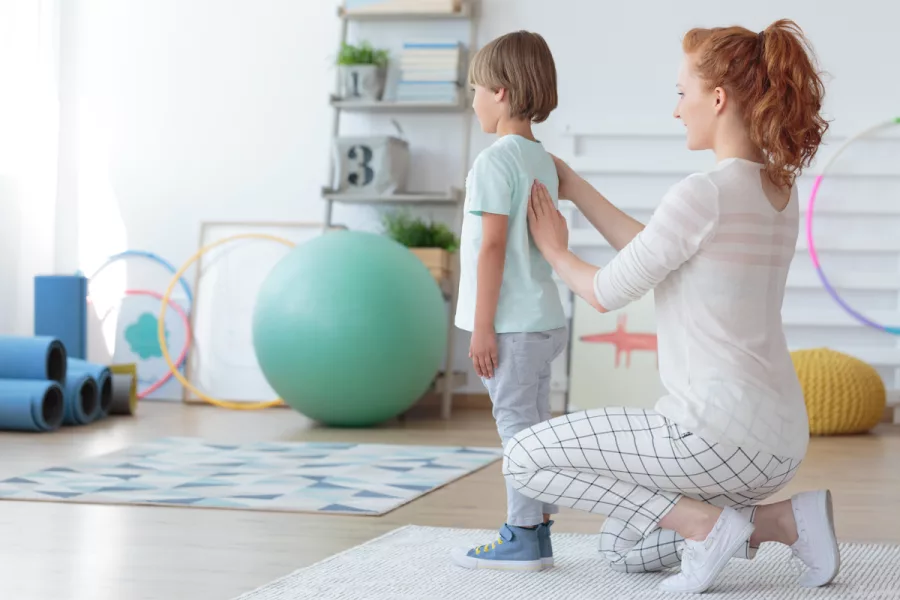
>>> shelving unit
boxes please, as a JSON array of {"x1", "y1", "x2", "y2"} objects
[{"x1": 324, "y1": 1, "x2": 478, "y2": 419}]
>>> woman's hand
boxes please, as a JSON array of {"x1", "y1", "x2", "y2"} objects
[
  {"x1": 528, "y1": 180, "x2": 569, "y2": 260},
  {"x1": 551, "y1": 154, "x2": 581, "y2": 201}
]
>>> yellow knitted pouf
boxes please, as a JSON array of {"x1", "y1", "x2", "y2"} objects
[{"x1": 791, "y1": 347, "x2": 886, "y2": 435}]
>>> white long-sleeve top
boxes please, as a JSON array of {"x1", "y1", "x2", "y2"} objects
[{"x1": 594, "y1": 157, "x2": 809, "y2": 460}]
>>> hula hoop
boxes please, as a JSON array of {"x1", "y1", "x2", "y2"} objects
[
  {"x1": 158, "y1": 233, "x2": 296, "y2": 410},
  {"x1": 806, "y1": 116, "x2": 900, "y2": 335},
  {"x1": 126, "y1": 290, "x2": 192, "y2": 399},
  {"x1": 90, "y1": 250, "x2": 194, "y2": 308},
  {"x1": 85, "y1": 289, "x2": 192, "y2": 398}
]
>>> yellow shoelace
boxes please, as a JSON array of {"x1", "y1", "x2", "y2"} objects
[{"x1": 474, "y1": 538, "x2": 504, "y2": 555}]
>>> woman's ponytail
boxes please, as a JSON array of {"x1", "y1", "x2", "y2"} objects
[{"x1": 684, "y1": 19, "x2": 829, "y2": 188}]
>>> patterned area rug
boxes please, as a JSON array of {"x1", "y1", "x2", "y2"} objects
[
  {"x1": 234, "y1": 525, "x2": 900, "y2": 599},
  {"x1": 0, "y1": 437, "x2": 501, "y2": 515}
]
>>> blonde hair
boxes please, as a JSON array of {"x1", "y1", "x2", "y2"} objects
[{"x1": 468, "y1": 31, "x2": 558, "y2": 123}]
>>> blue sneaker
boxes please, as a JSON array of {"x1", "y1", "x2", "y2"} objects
[
  {"x1": 451, "y1": 524, "x2": 543, "y2": 571},
  {"x1": 538, "y1": 520, "x2": 554, "y2": 568}
]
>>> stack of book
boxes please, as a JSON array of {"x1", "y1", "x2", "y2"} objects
[
  {"x1": 343, "y1": 0, "x2": 462, "y2": 15},
  {"x1": 396, "y1": 40, "x2": 462, "y2": 104}
]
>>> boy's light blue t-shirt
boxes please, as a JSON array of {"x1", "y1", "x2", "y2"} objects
[{"x1": 454, "y1": 134, "x2": 566, "y2": 334}]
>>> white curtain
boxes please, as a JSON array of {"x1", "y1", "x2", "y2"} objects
[{"x1": 0, "y1": 0, "x2": 61, "y2": 335}]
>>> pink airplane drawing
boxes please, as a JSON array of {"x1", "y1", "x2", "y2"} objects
[{"x1": 579, "y1": 314, "x2": 658, "y2": 368}]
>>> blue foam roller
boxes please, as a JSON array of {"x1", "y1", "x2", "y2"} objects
[
  {"x1": 62, "y1": 372, "x2": 99, "y2": 425},
  {"x1": 0, "y1": 336, "x2": 67, "y2": 383},
  {"x1": 0, "y1": 379, "x2": 65, "y2": 432},
  {"x1": 67, "y1": 359, "x2": 112, "y2": 419},
  {"x1": 34, "y1": 275, "x2": 88, "y2": 360}
]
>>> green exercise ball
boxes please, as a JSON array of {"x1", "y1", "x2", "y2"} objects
[{"x1": 252, "y1": 230, "x2": 448, "y2": 427}]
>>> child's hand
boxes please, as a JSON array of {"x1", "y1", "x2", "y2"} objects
[{"x1": 469, "y1": 329, "x2": 498, "y2": 379}]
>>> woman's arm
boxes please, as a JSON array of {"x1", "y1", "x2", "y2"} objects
[
  {"x1": 526, "y1": 181, "x2": 607, "y2": 312},
  {"x1": 529, "y1": 174, "x2": 720, "y2": 313},
  {"x1": 554, "y1": 155, "x2": 644, "y2": 251}
]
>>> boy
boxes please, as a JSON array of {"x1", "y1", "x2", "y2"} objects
[{"x1": 451, "y1": 31, "x2": 567, "y2": 572}]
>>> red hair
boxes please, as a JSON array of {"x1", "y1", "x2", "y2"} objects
[{"x1": 683, "y1": 19, "x2": 829, "y2": 188}]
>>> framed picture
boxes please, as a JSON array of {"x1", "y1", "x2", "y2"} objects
[
  {"x1": 183, "y1": 222, "x2": 342, "y2": 405},
  {"x1": 567, "y1": 292, "x2": 665, "y2": 413}
]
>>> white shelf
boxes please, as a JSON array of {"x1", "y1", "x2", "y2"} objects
[
  {"x1": 782, "y1": 308, "x2": 900, "y2": 328},
  {"x1": 330, "y1": 97, "x2": 468, "y2": 113},
  {"x1": 322, "y1": 188, "x2": 461, "y2": 205},
  {"x1": 567, "y1": 228, "x2": 900, "y2": 253},
  {"x1": 788, "y1": 346, "x2": 900, "y2": 368},
  {"x1": 560, "y1": 199, "x2": 900, "y2": 217},
  {"x1": 339, "y1": 2, "x2": 472, "y2": 21},
  {"x1": 433, "y1": 370, "x2": 467, "y2": 394},
  {"x1": 786, "y1": 270, "x2": 900, "y2": 292}
]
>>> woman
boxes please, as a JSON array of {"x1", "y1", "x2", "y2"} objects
[{"x1": 509, "y1": 19, "x2": 839, "y2": 594}]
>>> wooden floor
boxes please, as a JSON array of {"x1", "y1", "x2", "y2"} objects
[{"x1": 0, "y1": 402, "x2": 896, "y2": 600}]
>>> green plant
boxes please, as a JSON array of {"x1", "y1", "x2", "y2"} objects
[
  {"x1": 337, "y1": 41, "x2": 389, "y2": 68},
  {"x1": 382, "y1": 212, "x2": 459, "y2": 252}
]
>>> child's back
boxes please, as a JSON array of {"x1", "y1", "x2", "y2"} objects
[{"x1": 455, "y1": 135, "x2": 565, "y2": 334}]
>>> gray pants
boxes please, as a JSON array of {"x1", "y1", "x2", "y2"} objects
[{"x1": 481, "y1": 327, "x2": 568, "y2": 527}]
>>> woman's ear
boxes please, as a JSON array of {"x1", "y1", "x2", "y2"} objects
[{"x1": 713, "y1": 86, "x2": 727, "y2": 114}]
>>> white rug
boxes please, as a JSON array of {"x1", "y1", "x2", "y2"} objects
[{"x1": 235, "y1": 525, "x2": 900, "y2": 599}]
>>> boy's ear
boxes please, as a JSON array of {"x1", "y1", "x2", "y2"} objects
[{"x1": 493, "y1": 88, "x2": 507, "y2": 103}]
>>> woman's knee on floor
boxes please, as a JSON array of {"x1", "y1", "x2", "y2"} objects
[{"x1": 598, "y1": 519, "x2": 679, "y2": 573}]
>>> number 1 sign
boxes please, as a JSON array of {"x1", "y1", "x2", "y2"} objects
[{"x1": 332, "y1": 135, "x2": 410, "y2": 195}]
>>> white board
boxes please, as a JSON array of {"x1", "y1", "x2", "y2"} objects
[{"x1": 185, "y1": 222, "x2": 333, "y2": 404}]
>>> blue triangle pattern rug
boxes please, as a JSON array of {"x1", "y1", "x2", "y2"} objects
[{"x1": 0, "y1": 437, "x2": 502, "y2": 515}]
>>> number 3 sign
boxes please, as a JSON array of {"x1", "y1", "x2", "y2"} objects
[{"x1": 332, "y1": 135, "x2": 411, "y2": 195}]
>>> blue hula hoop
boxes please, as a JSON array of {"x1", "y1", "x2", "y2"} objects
[{"x1": 89, "y1": 250, "x2": 194, "y2": 308}]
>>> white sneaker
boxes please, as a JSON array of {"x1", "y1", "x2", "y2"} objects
[
  {"x1": 790, "y1": 490, "x2": 841, "y2": 587},
  {"x1": 658, "y1": 507, "x2": 754, "y2": 594}
]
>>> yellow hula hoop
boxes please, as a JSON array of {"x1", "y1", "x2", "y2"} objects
[{"x1": 158, "y1": 233, "x2": 296, "y2": 410}]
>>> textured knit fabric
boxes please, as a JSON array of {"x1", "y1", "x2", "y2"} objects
[
  {"x1": 791, "y1": 347, "x2": 886, "y2": 435},
  {"x1": 503, "y1": 408, "x2": 801, "y2": 570},
  {"x1": 593, "y1": 158, "x2": 809, "y2": 460},
  {"x1": 481, "y1": 328, "x2": 568, "y2": 526},
  {"x1": 455, "y1": 134, "x2": 566, "y2": 334}
]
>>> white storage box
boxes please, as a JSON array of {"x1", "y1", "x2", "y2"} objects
[{"x1": 332, "y1": 135, "x2": 410, "y2": 194}]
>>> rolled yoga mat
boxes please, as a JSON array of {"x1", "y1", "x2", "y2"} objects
[
  {"x1": 0, "y1": 379, "x2": 65, "y2": 432},
  {"x1": 110, "y1": 372, "x2": 137, "y2": 416},
  {"x1": 0, "y1": 336, "x2": 67, "y2": 383},
  {"x1": 62, "y1": 372, "x2": 99, "y2": 425},
  {"x1": 67, "y1": 359, "x2": 112, "y2": 418}
]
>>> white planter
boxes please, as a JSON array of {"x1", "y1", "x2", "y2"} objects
[{"x1": 339, "y1": 64, "x2": 386, "y2": 101}]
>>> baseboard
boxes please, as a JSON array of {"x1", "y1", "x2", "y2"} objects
[{"x1": 414, "y1": 392, "x2": 492, "y2": 411}]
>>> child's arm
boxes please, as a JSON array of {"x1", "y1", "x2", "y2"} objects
[{"x1": 470, "y1": 213, "x2": 507, "y2": 379}]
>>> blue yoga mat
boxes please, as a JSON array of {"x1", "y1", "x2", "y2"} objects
[
  {"x1": 34, "y1": 275, "x2": 88, "y2": 360},
  {"x1": 62, "y1": 372, "x2": 99, "y2": 425},
  {"x1": 0, "y1": 379, "x2": 65, "y2": 432},
  {"x1": 0, "y1": 336, "x2": 67, "y2": 383},
  {"x1": 67, "y1": 359, "x2": 112, "y2": 419}
]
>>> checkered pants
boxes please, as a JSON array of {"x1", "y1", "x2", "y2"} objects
[{"x1": 503, "y1": 408, "x2": 802, "y2": 572}]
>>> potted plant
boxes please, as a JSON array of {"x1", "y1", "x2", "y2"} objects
[
  {"x1": 382, "y1": 212, "x2": 459, "y2": 283},
  {"x1": 337, "y1": 41, "x2": 389, "y2": 102}
]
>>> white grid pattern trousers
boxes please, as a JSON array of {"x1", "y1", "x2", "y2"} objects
[{"x1": 503, "y1": 408, "x2": 801, "y2": 572}]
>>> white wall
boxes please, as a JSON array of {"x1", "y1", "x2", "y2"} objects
[{"x1": 58, "y1": 0, "x2": 900, "y2": 395}]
